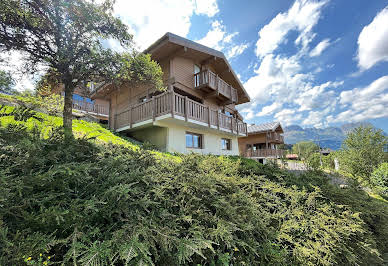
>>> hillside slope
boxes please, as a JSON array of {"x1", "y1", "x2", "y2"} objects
[{"x1": 1, "y1": 105, "x2": 387, "y2": 265}]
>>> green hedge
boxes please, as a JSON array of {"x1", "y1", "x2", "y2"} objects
[{"x1": 0, "y1": 108, "x2": 386, "y2": 265}]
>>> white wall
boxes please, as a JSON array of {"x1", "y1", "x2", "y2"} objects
[{"x1": 155, "y1": 120, "x2": 239, "y2": 155}]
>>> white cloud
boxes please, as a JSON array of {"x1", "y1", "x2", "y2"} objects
[
  {"x1": 357, "y1": 6, "x2": 388, "y2": 70},
  {"x1": 335, "y1": 76, "x2": 388, "y2": 122},
  {"x1": 196, "y1": 21, "x2": 234, "y2": 50},
  {"x1": 242, "y1": 50, "x2": 343, "y2": 125},
  {"x1": 257, "y1": 102, "x2": 282, "y2": 116},
  {"x1": 226, "y1": 43, "x2": 249, "y2": 59},
  {"x1": 295, "y1": 81, "x2": 343, "y2": 111},
  {"x1": 197, "y1": 20, "x2": 249, "y2": 60},
  {"x1": 194, "y1": 0, "x2": 219, "y2": 17},
  {"x1": 309, "y1": 38, "x2": 331, "y2": 57},
  {"x1": 114, "y1": 0, "x2": 219, "y2": 50},
  {"x1": 274, "y1": 109, "x2": 302, "y2": 126},
  {"x1": 255, "y1": 0, "x2": 328, "y2": 58}
]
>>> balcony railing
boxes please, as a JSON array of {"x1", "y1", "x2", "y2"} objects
[
  {"x1": 72, "y1": 99, "x2": 109, "y2": 116},
  {"x1": 194, "y1": 69, "x2": 238, "y2": 103},
  {"x1": 114, "y1": 91, "x2": 247, "y2": 135},
  {"x1": 244, "y1": 149, "x2": 285, "y2": 158},
  {"x1": 267, "y1": 132, "x2": 284, "y2": 143}
]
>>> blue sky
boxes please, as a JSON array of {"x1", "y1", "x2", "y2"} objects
[
  {"x1": 185, "y1": 0, "x2": 388, "y2": 131},
  {"x1": 4, "y1": 0, "x2": 388, "y2": 131}
]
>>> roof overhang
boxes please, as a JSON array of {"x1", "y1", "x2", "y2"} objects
[
  {"x1": 143, "y1": 32, "x2": 251, "y2": 105},
  {"x1": 248, "y1": 122, "x2": 284, "y2": 134}
]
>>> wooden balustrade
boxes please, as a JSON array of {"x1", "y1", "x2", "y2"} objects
[
  {"x1": 113, "y1": 91, "x2": 247, "y2": 135},
  {"x1": 72, "y1": 99, "x2": 108, "y2": 116},
  {"x1": 267, "y1": 132, "x2": 284, "y2": 142},
  {"x1": 245, "y1": 149, "x2": 285, "y2": 158},
  {"x1": 194, "y1": 69, "x2": 238, "y2": 103}
]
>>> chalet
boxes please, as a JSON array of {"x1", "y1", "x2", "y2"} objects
[
  {"x1": 89, "y1": 33, "x2": 250, "y2": 155},
  {"x1": 238, "y1": 122, "x2": 285, "y2": 163}
]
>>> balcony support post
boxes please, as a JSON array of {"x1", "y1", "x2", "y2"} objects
[{"x1": 185, "y1": 96, "x2": 189, "y2": 122}]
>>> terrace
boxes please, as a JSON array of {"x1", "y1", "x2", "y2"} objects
[
  {"x1": 194, "y1": 69, "x2": 238, "y2": 104},
  {"x1": 72, "y1": 99, "x2": 109, "y2": 118},
  {"x1": 114, "y1": 90, "x2": 247, "y2": 136}
]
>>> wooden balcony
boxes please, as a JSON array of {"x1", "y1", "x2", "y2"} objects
[
  {"x1": 114, "y1": 91, "x2": 247, "y2": 135},
  {"x1": 72, "y1": 99, "x2": 109, "y2": 117},
  {"x1": 244, "y1": 149, "x2": 284, "y2": 158},
  {"x1": 194, "y1": 69, "x2": 238, "y2": 104},
  {"x1": 266, "y1": 132, "x2": 284, "y2": 143}
]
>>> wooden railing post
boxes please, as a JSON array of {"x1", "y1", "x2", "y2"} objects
[
  {"x1": 171, "y1": 91, "x2": 175, "y2": 118},
  {"x1": 236, "y1": 118, "x2": 239, "y2": 135},
  {"x1": 217, "y1": 111, "x2": 220, "y2": 130},
  {"x1": 216, "y1": 74, "x2": 219, "y2": 93},
  {"x1": 207, "y1": 106, "x2": 211, "y2": 127},
  {"x1": 130, "y1": 106, "x2": 133, "y2": 129},
  {"x1": 184, "y1": 96, "x2": 189, "y2": 122},
  {"x1": 230, "y1": 117, "x2": 233, "y2": 134},
  {"x1": 152, "y1": 96, "x2": 156, "y2": 121}
]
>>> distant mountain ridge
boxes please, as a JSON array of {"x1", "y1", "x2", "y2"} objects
[{"x1": 283, "y1": 122, "x2": 382, "y2": 150}]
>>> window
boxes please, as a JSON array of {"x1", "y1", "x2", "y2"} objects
[
  {"x1": 186, "y1": 132, "x2": 203, "y2": 149},
  {"x1": 73, "y1": 94, "x2": 93, "y2": 103},
  {"x1": 221, "y1": 138, "x2": 231, "y2": 150},
  {"x1": 194, "y1": 65, "x2": 201, "y2": 87},
  {"x1": 194, "y1": 64, "x2": 201, "y2": 74}
]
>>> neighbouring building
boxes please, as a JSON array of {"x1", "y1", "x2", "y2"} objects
[
  {"x1": 238, "y1": 122, "x2": 285, "y2": 163},
  {"x1": 91, "y1": 32, "x2": 250, "y2": 155},
  {"x1": 54, "y1": 83, "x2": 110, "y2": 123}
]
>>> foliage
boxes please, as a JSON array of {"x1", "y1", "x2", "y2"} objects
[
  {"x1": 0, "y1": 110, "x2": 387, "y2": 265},
  {"x1": 322, "y1": 152, "x2": 338, "y2": 170},
  {"x1": 1, "y1": 91, "x2": 64, "y2": 116},
  {"x1": 0, "y1": 0, "x2": 163, "y2": 134},
  {"x1": 237, "y1": 158, "x2": 388, "y2": 265},
  {"x1": 340, "y1": 126, "x2": 387, "y2": 185},
  {"x1": 0, "y1": 70, "x2": 14, "y2": 94},
  {"x1": 371, "y1": 163, "x2": 388, "y2": 196},
  {"x1": 305, "y1": 152, "x2": 321, "y2": 171},
  {"x1": 292, "y1": 141, "x2": 319, "y2": 161}
]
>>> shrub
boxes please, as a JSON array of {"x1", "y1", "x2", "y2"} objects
[
  {"x1": 371, "y1": 163, "x2": 388, "y2": 196},
  {"x1": 0, "y1": 110, "x2": 385, "y2": 265}
]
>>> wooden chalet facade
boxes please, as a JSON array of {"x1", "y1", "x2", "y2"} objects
[
  {"x1": 91, "y1": 33, "x2": 250, "y2": 155},
  {"x1": 239, "y1": 122, "x2": 285, "y2": 162}
]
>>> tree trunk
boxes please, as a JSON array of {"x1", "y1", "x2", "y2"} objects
[{"x1": 63, "y1": 82, "x2": 74, "y2": 138}]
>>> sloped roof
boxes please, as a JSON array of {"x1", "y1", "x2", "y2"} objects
[
  {"x1": 248, "y1": 122, "x2": 283, "y2": 134},
  {"x1": 143, "y1": 32, "x2": 250, "y2": 104}
]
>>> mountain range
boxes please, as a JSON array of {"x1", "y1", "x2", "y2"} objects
[{"x1": 283, "y1": 122, "x2": 383, "y2": 150}]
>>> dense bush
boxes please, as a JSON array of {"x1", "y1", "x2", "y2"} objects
[
  {"x1": 371, "y1": 163, "x2": 388, "y2": 196},
  {"x1": 0, "y1": 110, "x2": 387, "y2": 265}
]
